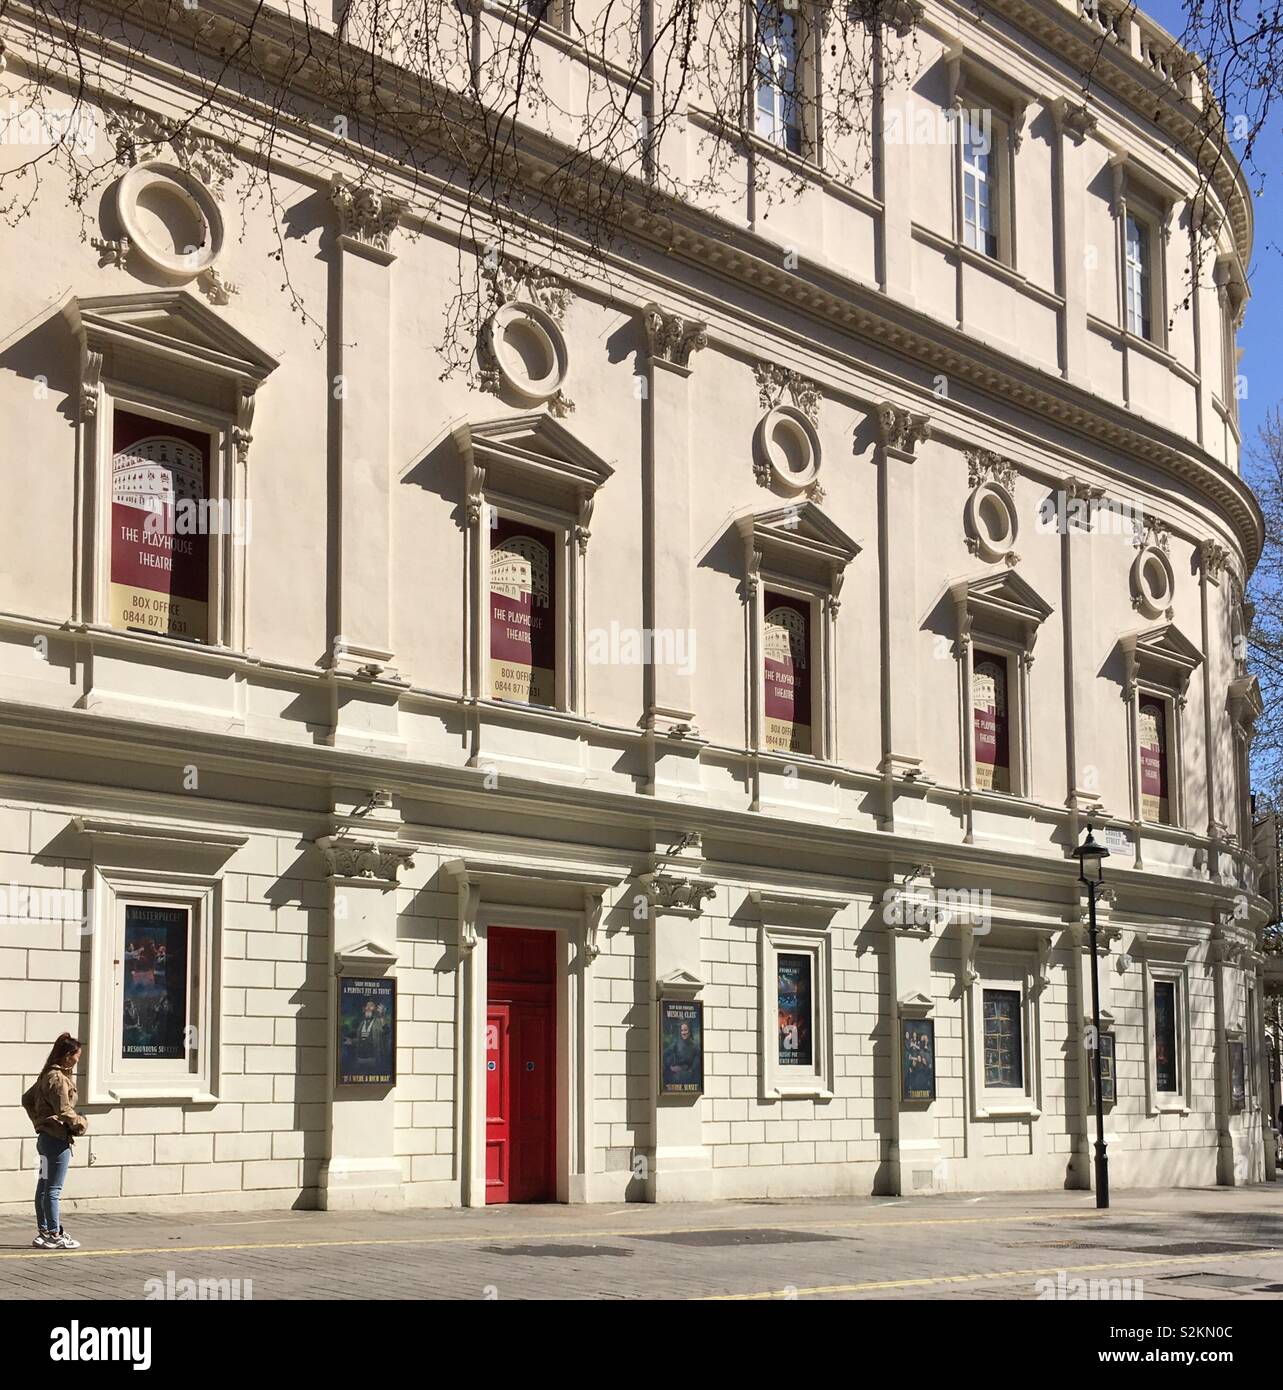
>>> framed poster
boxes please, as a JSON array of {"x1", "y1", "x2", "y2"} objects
[
  {"x1": 972, "y1": 653, "x2": 1010, "y2": 792},
  {"x1": 763, "y1": 591, "x2": 812, "y2": 755},
  {"x1": 1139, "y1": 699, "x2": 1170, "y2": 823},
  {"x1": 982, "y1": 988, "x2": 1023, "y2": 1088},
  {"x1": 1229, "y1": 1038, "x2": 1246, "y2": 1111},
  {"x1": 659, "y1": 998, "x2": 703, "y2": 1096},
  {"x1": 900, "y1": 1017, "x2": 936, "y2": 1102},
  {"x1": 337, "y1": 976, "x2": 396, "y2": 1085},
  {"x1": 777, "y1": 952, "x2": 814, "y2": 1066},
  {"x1": 489, "y1": 515, "x2": 557, "y2": 707},
  {"x1": 110, "y1": 409, "x2": 211, "y2": 641},
  {"x1": 1154, "y1": 980, "x2": 1179, "y2": 1093},
  {"x1": 121, "y1": 904, "x2": 190, "y2": 1060},
  {"x1": 1088, "y1": 1032, "x2": 1116, "y2": 1106}
]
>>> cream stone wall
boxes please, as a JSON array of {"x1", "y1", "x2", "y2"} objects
[{"x1": 0, "y1": 0, "x2": 1272, "y2": 1212}]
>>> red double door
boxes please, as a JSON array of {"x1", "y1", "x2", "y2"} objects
[{"x1": 486, "y1": 926, "x2": 556, "y2": 1203}]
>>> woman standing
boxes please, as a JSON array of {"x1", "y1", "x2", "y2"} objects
[{"x1": 24, "y1": 1033, "x2": 88, "y2": 1249}]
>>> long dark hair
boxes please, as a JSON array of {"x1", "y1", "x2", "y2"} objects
[{"x1": 41, "y1": 1033, "x2": 81, "y2": 1074}]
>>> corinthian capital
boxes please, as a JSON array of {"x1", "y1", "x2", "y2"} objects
[
  {"x1": 314, "y1": 834, "x2": 414, "y2": 883},
  {"x1": 330, "y1": 175, "x2": 403, "y2": 256},
  {"x1": 642, "y1": 302, "x2": 708, "y2": 368},
  {"x1": 876, "y1": 401, "x2": 932, "y2": 456}
]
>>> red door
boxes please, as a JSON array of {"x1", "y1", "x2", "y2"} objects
[{"x1": 486, "y1": 927, "x2": 556, "y2": 1203}]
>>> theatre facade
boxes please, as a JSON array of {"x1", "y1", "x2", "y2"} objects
[{"x1": 0, "y1": 0, "x2": 1275, "y2": 1213}]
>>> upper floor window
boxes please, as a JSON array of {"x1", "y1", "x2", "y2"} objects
[
  {"x1": 961, "y1": 118, "x2": 998, "y2": 258},
  {"x1": 64, "y1": 291, "x2": 275, "y2": 653},
  {"x1": 1124, "y1": 213, "x2": 1152, "y2": 340},
  {"x1": 754, "y1": 2, "x2": 804, "y2": 155}
]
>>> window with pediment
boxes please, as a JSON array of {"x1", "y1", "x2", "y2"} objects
[
  {"x1": 736, "y1": 501, "x2": 859, "y2": 763},
  {"x1": 453, "y1": 414, "x2": 613, "y2": 715}
]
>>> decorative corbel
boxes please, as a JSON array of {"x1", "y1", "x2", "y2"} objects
[
  {"x1": 576, "y1": 494, "x2": 595, "y2": 555},
  {"x1": 1048, "y1": 95, "x2": 1098, "y2": 144},
  {"x1": 959, "y1": 921, "x2": 981, "y2": 990},
  {"x1": 584, "y1": 890, "x2": 605, "y2": 962},
  {"x1": 80, "y1": 347, "x2": 104, "y2": 421},
  {"x1": 642, "y1": 302, "x2": 707, "y2": 369},
  {"x1": 313, "y1": 834, "x2": 414, "y2": 883},
  {"x1": 330, "y1": 174, "x2": 404, "y2": 257},
  {"x1": 233, "y1": 387, "x2": 255, "y2": 467},
  {"x1": 876, "y1": 401, "x2": 931, "y2": 459}
]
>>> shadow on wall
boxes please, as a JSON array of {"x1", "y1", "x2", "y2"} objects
[{"x1": 0, "y1": 308, "x2": 80, "y2": 425}]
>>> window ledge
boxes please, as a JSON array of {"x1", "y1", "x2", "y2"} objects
[
  {"x1": 89, "y1": 1086, "x2": 219, "y2": 1106},
  {"x1": 976, "y1": 1102, "x2": 1041, "y2": 1120},
  {"x1": 765, "y1": 1086, "x2": 834, "y2": 1102}
]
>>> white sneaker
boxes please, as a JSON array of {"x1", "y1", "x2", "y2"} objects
[
  {"x1": 32, "y1": 1232, "x2": 53, "y2": 1248},
  {"x1": 47, "y1": 1232, "x2": 81, "y2": 1249}
]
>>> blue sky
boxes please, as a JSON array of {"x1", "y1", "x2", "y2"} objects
[{"x1": 1140, "y1": 0, "x2": 1281, "y2": 456}]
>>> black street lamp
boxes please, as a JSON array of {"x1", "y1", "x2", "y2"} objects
[{"x1": 1072, "y1": 825, "x2": 1111, "y2": 1209}]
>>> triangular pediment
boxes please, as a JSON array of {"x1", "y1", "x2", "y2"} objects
[
  {"x1": 735, "y1": 500, "x2": 861, "y2": 576},
  {"x1": 334, "y1": 938, "x2": 399, "y2": 969},
  {"x1": 950, "y1": 568, "x2": 1053, "y2": 627},
  {"x1": 64, "y1": 290, "x2": 278, "y2": 384},
  {"x1": 1120, "y1": 622, "x2": 1204, "y2": 688},
  {"x1": 452, "y1": 413, "x2": 614, "y2": 496}
]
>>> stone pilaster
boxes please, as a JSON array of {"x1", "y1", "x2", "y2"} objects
[
  {"x1": 327, "y1": 176, "x2": 403, "y2": 686},
  {"x1": 875, "y1": 403, "x2": 932, "y2": 831},
  {"x1": 313, "y1": 792, "x2": 413, "y2": 1211},
  {"x1": 642, "y1": 830, "x2": 714, "y2": 1200},
  {"x1": 640, "y1": 304, "x2": 708, "y2": 798},
  {"x1": 884, "y1": 865, "x2": 946, "y2": 1194}
]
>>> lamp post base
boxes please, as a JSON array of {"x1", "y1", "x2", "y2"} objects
[{"x1": 1094, "y1": 1143, "x2": 1110, "y2": 1210}]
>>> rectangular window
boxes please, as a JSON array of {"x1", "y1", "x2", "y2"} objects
[
  {"x1": 759, "y1": 921, "x2": 832, "y2": 1100},
  {"x1": 489, "y1": 514, "x2": 557, "y2": 707},
  {"x1": 961, "y1": 114, "x2": 998, "y2": 258},
  {"x1": 763, "y1": 589, "x2": 813, "y2": 755},
  {"x1": 777, "y1": 952, "x2": 814, "y2": 1066},
  {"x1": 120, "y1": 903, "x2": 191, "y2": 1060},
  {"x1": 972, "y1": 650, "x2": 1011, "y2": 792},
  {"x1": 1154, "y1": 980, "x2": 1179, "y2": 1093},
  {"x1": 1139, "y1": 696, "x2": 1170, "y2": 823},
  {"x1": 755, "y1": 2, "x2": 803, "y2": 155},
  {"x1": 110, "y1": 409, "x2": 213, "y2": 642},
  {"x1": 983, "y1": 988, "x2": 1023, "y2": 1088},
  {"x1": 1125, "y1": 214, "x2": 1152, "y2": 339}
]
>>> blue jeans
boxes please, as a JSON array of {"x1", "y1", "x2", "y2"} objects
[{"x1": 35, "y1": 1133, "x2": 72, "y2": 1233}]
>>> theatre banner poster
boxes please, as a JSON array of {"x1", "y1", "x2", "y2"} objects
[
  {"x1": 900, "y1": 1017, "x2": 936, "y2": 1102},
  {"x1": 763, "y1": 591, "x2": 812, "y2": 755},
  {"x1": 659, "y1": 999, "x2": 703, "y2": 1096},
  {"x1": 110, "y1": 409, "x2": 211, "y2": 642},
  {"x1": 121, "y1": 904, "x2": 189, "y2": 1060},
  {"x1": 489, "y1": 515, "x2": 557, "y2": 707},
  {"x1": 337, "y1": 976, "x2": 397, "y2": 1085}
]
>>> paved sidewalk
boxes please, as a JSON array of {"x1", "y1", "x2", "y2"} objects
[{"x1": 2, "y1": 1184, "x2": 1282, "y2": 1300}]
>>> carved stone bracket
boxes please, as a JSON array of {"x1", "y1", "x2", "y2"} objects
[
  {"x1": 642, "y1": 302, "x2": 708, "y2": 368},
  {"x1": 1198, "y1": 538, "x2": 1232, "y2": 583},
  {"x1": 876, "y1": 401, "x2": 931, "y2": 458},
  {"x1": 330, "y1": 174, "x2": 403, "y2": 256},
  {"x1": 79, "y1": 347, "x2": 103, "y2": 421},
  {"x1": 643, "y1": 871, "x2": 717, "y2": 916},
  {"x1": 314, "y1": 834, "x2": 414, "y2": 883},
  {"x1": 1047, "y1": 95, "x2": 1098, "y2": 144}
]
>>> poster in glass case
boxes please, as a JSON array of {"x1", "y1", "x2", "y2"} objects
[{"x1": 900, "y1": 1017, "x2": 936, "y2": 1102}]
